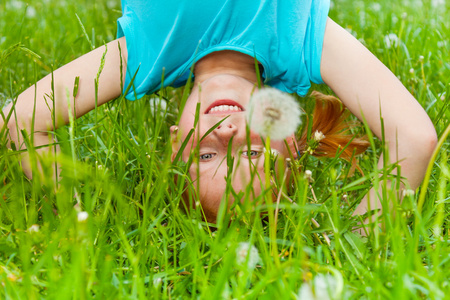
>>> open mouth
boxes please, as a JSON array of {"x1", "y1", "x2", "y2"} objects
[{"x1": 205, "y1": 100, "x2": 244, "y2": 114}]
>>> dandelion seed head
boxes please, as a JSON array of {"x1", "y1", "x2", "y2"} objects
[
  {"x1": 246, "y1": 88, "x2": 301, "y2": 140},
  {"x1": 236, "y1": 242, "x2": 261, "y2": 270}
]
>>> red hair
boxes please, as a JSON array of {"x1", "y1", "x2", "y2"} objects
[{"x1": 298, "y1": 91, "x2": 370, "y2": 160}]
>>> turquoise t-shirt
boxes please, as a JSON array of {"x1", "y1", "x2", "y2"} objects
[{"x1": 117, "y1": 0, "x2": 330, "y2": 100}]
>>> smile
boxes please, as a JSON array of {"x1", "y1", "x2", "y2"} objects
[{"x1": 205, "y1": 100, "x2": 244, "y2": 114}]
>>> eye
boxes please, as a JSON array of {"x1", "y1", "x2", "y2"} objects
[
  {"x1": 199, "y1": 153, "x2": 216, "y2": 161},
  {"x1": 242, "y1": 150, "x2": 260, "y2": 157}
]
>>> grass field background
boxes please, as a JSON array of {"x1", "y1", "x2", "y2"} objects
[{"x1": 1, "y1": 0, "x2": 449, "y2": 299}]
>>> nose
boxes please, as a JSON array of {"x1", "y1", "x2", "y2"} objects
[{"x1": 215, "y1": 122, "x2": 238, "y2": 144}]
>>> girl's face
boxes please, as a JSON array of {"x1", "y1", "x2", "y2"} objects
[{"x1": 172, "y1": 74, "x2": 296, "y2": 222}]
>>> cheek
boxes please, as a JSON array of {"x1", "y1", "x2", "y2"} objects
[
  {"x1": 178, "y1": 111, "x2": 195, "y2": 135},
  {"x1": 189, "y1": 167, "x2": 227, "y2": 222},
  {"x1": 178, "y1": 90, "x2": 201, "y2": 136}
]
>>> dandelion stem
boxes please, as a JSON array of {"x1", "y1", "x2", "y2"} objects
[{"x1": 264, "y1": 136, "x2": 279, "y2": 263}]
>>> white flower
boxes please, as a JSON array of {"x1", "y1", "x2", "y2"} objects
[
  {"x1": 246, "y1": 88, "x2": 301, "y2": 140},
  {"x1": 28, "y1": 224, "x2": 40, "y2": 233},
  {"x1": 402, "y1": 189, "x2": 415, "y2": 197},
  {"x1": 313, "y1": 130, "x2": 325, "y2": 142},
  {"x1": 153, "y1": 277, "x2": 162, "y2": 288},
  {"x1": 264, "y1": 147, "x2": 280, "y2": 157},
  {"x1": 236, "y1": 242, "x2": 261, "y2": 270},
  {"x1": 298, "y1": 282, "x2": 315, "y2": 299},
  {"x1": 26, "y1": 6, "x2": 37, "y2": 18},
  {"x1": 384, "y1": 33, "x2": 399, "y2": 49},
  {"x1": 77, "y1": 211, "x2": 89, "y2": 222},
  {"x1": 304, "y1": 170, "x2": 313, "y2": 182},
  {"x1": 148, "y1": 97, "x2": 168, "y2": 117},
  {"x1": 9, "y1": 0, "x2": 24, "y2": 10},
  {"x1": 370, "y1": 3, "x2": 381, "y2": 12},
  {"x1": 297, "y1": 274, "x2": 340, "y2": 300},
  {"x1": 432, "y1": 0, "x2": 445, "y2": 8}
]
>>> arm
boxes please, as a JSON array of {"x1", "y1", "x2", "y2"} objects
[
  {"x1": 320, "y1": 18, "x2": 437, "y2": 216},
  {"x1": 1, "y1": 37, "x2": 128, "y2": 178}
]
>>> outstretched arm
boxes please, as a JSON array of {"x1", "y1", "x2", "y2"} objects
[
  {"x1": 320, "y1": 18, "x2": 437, "y2": 216},
  {"x1": 1, "y1": 37, "x2": 128, "y2": 178}
]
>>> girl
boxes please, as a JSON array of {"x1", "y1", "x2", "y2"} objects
[{"x1": 1, "y1": 0, "x2": 437, "y2": 223}]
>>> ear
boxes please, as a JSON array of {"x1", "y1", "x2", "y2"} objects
[{"x1": 170, "y1": 125, "x2": 179, "y2": 161}]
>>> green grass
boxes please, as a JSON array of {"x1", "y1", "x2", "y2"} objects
[{"x1": 1, "y1": 0, "x2": 449, "y2": 299}]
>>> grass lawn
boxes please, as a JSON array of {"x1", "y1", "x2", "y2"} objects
[{"x1": 0, "y1": 0, "x2": 449, "y2": 298}]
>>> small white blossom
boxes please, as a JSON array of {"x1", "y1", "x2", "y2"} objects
[
  {"x1": 409, "y1": 68, "x2": 414, "y2": 74},
  {"x1": 246, "y1": 88, "x2": 301, "y2": 140},
  {"x1": 149, "y1": 97, "x2": 168, "y2": 117},
  {"x1": 432, "y1": 0, "x2": 445, "y2": 8},
  {"x1": 28, "y1": 224, "x2": 40, "y2": 233},
  {"x1": 77, "y1": 211, "x2": 89, "y2": 222},
  {"x1": 370, "y1": 3, "x2": 381, "y2": 12},
  {"x1": 304, "y1": 170, "x2": 313, "y2": 182},
  {"x1": 313, "y1": 130, "x2": 325, "y2": 142},
  {"x1": 9, "y1": 0, "x2": 24, "y2": 9},
  {"x1": 236, "y1": 242, "x2": 261, "y2": 270},
  {"x1": 264, "y1": 148, "x2": 280, "y2": 157},
  {"x1": 419, "y1": 55, "x2": 424, "y2": 62},
  {"x1": 402, "y1": 189, "x2": 415, "y2": 197},
  {"x1": 298, "y1": 282, "x2": 315, "y2": 299},
  {"x1": 298, "y1": 274, "x2": 340, "y2": 300},
  {"x1": 437, "y1": 41, "x2": 446, "y2": 48},
  {"x1": 153, "y1": 277, "x2": 162, "y2": 288},
  {"x1": 384, "y1": 33, "x2": 399, "y2": 49},
  {"x1": 26, "y1": 6, "x2": 37, "y2": 18}
]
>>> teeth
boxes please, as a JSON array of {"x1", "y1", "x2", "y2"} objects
[{"x1": 209, "y1": 105, "x2": 242, "y2": 113}]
